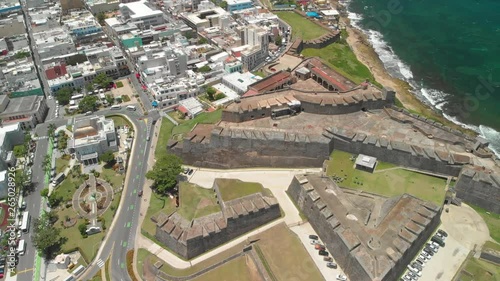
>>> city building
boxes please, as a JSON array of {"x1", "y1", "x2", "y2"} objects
[
  {"x1": 84, "y1": 0, "x2": 120, "y2": 15},
  {"x1": 60, "y1": 0, "x2": 85, "y2": 14},
  {"x1": 240, "y1": 24, "x2": 269, "y2": 70},
  {"x1": 0, "y1": 15, "x2": 25, "y2": 37},
  {"x1": 33, "y1": 28, "x2": 76, "y2": 59},
  {"x1": 226, "y1": 0, "x2": 253, "y2": 13},
  {"x1": 222, "y1": 71, "x2": 262, "y2": 95},
  {"x1": 0, "y1": 95, "x2": 48, "y2": 130},
  {"x1": 0, "y1": 123, "x2": 23, "y2": 171},
  {"x1": 1, "y1": 59, "x2": 44, "y2": 97},
  {"x1": 46, "y1": 45, "x2": 129, "y2": 93},
  {"x1": 64, "y1": 14, "x2": 103, "y2": 39},
  {"x1": 119, "y1": 0, "x2": 165, "y2": 29},
  {"x1": 181, "y1": 6, "x2": 228, "y2": 31},
  {"x1": 69, "y1": 115, "x2": 118, "y2": 165},
  {"x1": 178, "y1": 97, "x2": 204, "y2": 118}
]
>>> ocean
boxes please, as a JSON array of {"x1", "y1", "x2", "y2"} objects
[{"x1": 343, "y1": 0, "x2": 500, "y2": 156}]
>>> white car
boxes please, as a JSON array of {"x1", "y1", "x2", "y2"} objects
[
  {"x1": 310, "y1": 240, "x2": 319, "y2": 245},
  {"x1": 336, "y1": 274, "x2": 347, "y2": 281},
  {"x1": 407, "y1": 265, "x2": 422, "y2": 277}
]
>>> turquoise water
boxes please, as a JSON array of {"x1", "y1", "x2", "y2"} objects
[{"x1": 347, "y1": 0, "x2": 500, "y2": 154}]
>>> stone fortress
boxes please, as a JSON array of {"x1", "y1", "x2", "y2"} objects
[
  {"x1": 169, "y1": 56, "x2": 500, "y2": 214},
  {"x1": 154, "y1": 179, "x2": 280, "y2": 259},
  {"x1": 164, "y1": 55, "x2": 500, "y2": 279},
  {"x1": 287, "y1": 173, "x2": 441, "y2": 281}
]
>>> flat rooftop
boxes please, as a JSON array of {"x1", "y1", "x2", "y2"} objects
[
  {"x1": 0, "y1": 96, "x2": 38, "y2": 115},
  {"x1": 119, "y1": 0, "x2": 163, "y2": 19}
]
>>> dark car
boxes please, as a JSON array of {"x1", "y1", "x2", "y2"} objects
[
  {"x1": 438, "y1": 229, "x2": 448, "y2": 237},
  {"x1": 309, "y1": 235, "x2": 319, "y2": 240},
  {"x1": 423, "y1": 247, "x2": 434, "y2": 256},
  {"x1": 318, "y1": 250, "x2": 329, "y2": 256},
  {"x1": 187, "y1": 169, "x2": 194, "y2": 175},
  {"x1": 138, "y1": 190, "x2": 143, "y2": 197}
]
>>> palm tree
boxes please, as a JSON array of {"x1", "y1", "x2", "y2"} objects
[
  {"x1": 48, "y1": 124, "x2": 56, "y2": 138},
  {"x1": 43, "y1": 155, "x2": 51, "y2": 172}
]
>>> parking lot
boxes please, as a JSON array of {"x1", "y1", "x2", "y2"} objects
[{"x1": 291, "y1": 223, "x2": 346, "y2": 281}]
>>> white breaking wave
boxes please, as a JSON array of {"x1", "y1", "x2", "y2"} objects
[{"x1": 345, "y1": 2, "x2": 500, "y2": 158}]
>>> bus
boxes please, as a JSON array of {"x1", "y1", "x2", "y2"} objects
[
  {"x1": 20, "y1": 211, "x2": 30, "y2": 233},
  {"x1": 110, "y1": 105, "x2": 122, "y2": 110},
  {"x1": 17, "y1": 239, "x2": 26, "y2": 255},
  {"x1": 126, "y1": 105, "x2": 136, "y2": 111},
  {"x1": 71, "y1": 94, "x2": 84, "y2": 100}
]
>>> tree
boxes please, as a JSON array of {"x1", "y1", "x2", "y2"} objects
[
  {"x1": 275, "y1": 35, "x2": 283, "y2": 46},
  {"x1": 105, "y1": 94, "x2": 114, "y2": 105},
  {"x1": 86, "y1": 83, "x2": 94, "y2": 93},
  {"x1": 99, "y1": 150, "x2": 115, "y2": 164},
  {"x1": 93, "y1": 73, "x2": 112, "y2": 89},
  {"x1": 32, "y1": 211, "x2": 65, "y2": 259},
  {"x1": 78, "y1": 223, "x2": 88, "y2": 238},
  {"x1": 206, "y1": 86, "x2": 217, "y2": 101},
  {"x1": 40, "y1": 188, "x2": 49, "y2": 197},
  {"x1": 219, "y1": 1, "x2": 228, "y2": 9},
  {"x1": 48, "y1": 124, "x2": 56, "y2": 138},
  {"x1": 78, "y1": 95, "x2": 98, "y2": 113},
  {"x1": 197, "y1": 37, "x2": 208, "y2": 44},
  {"x1": 198, "y1": 65, "x2": 211, "y2": 73},
  {"x1": 55, "y1": 87, "x2": 72, "y2": 106},
  {"x1": 97, "y1": 12, "x2": 106, "y2": 26},
  {"x1": 42, "y1": 155, "x2": 51, "y2": 173},
  {"x1": 146, "y1": 154, "x2": 183, "y2": 195}
]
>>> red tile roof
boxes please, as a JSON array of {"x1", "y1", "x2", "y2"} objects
[
  {"x1": 45, "y1": 64, "x2": 67, "y2": 80},
  {"x1": 311, "y1": 67, "x2": 349, "y2": 91},
  {"x1": 242, "y1": 89, "x2": 259, "y2": 98},
  {"x1": 178, "y1": 105, "x2": 188, "y2": 114},
  {"x1": 249, "y1": 71, "x2": 291, "y2": 93}
]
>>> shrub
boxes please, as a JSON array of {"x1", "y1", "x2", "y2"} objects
[
  {"x1": 78, "y1": 223, "x2": 88, "y2": 238},
  {"x1": 122, "y1": 95, "x2": 131, "y2": 102},
  {"x1": 40, "y1": 188, "x2": 49, "y2": 197},
  {"x1": 116, "y1": 81, "x2": 124, "y2": 88}
]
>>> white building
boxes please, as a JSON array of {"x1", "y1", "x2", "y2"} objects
[
  {"x1": 181, "y1": 6, "x2": 228, "y2": 31},
  {"x1": 240, "y1": 24, "x2": 269, "y2": 71},
  {"x1": 0, "y1": 123, "x2": 23, "y2": 171},
  {"x1": 0, "y1": 95, "x2": 48, "y2": 130},
  {"x1": 33, "y1": 28, "x2": 76, "y2": 59},
  {"x1": 69, "y1": 116, "x2": 118, "y2": 165},
  {"x1": 119, "y1": 0, "x2": 165, "y2": 29},
  {"x1": 222, "y1": 71, "x2": 261, "y2": 94},
  {"x1": 178, "y1": 97, "x2": 203, "y2": 118}
]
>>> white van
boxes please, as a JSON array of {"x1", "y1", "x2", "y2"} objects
[
  {"x1": 110, "y1": 105, "x2": 122, "y2": 110},
  {"x1": 17, "y1": 239, "x2": 26, "y2": 255},
  {"x1": 126, "y1": 105, "x2": 136, "y2": 111}
]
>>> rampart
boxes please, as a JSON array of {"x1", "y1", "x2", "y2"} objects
[
  {"x1": 455, "y1": 167, "x2": 500, "y2": 213},
  {"x1": 287, "y1": 174, "x2": 441, "y2": 281},
  {"x1": 325, "y1": 126, "x2": 470, "y2": 176},
  {"x1": 169, "y1": 125, "x2": 331, "y2": 168},
  {"x1": 155, "y1": 185, "x2": 280, "y2": 259}
]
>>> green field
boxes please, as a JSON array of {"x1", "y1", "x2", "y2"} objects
[
  {"x1": 327, "y1": 150, "x2": 447, "y2": 205},
  {"x1": 302, "y1": 42, "x2": 380, "y2": 86},
  {"x1": 216, "y1": 179, "x2": 271, "y2": 202},
  {"x1": 155, "y1": 109, "x2": 222, "y2": 159},
  {"x1": 191, "y1": 256, "x2": 256, "y2": 281},
  {"x1": 55, "y1": 157, "x2": 70, "y2": 174},
  {"x1": 254, "y1": 224, "x2": 324, "y2": 281},
  {"x1": 54, "y1": 173, "x2": 84, "y2": 202},
  {"x1": 459, "y1": 257, "x2": 500, "y2": 281},
  {"x1": 178, "y1": 182, "x2": 220, "y2": 221},
  {"x1": 275, "y1": 11, "x2": 328, "y2": 41},
  {"x1": 142, "y1": 192, "x2": 176, "y2": 237},
  {"x1": 109, "y1": 115, "x2": 133, "y2": 129},
  {"x1": 470, "y1": 205, "x2": 500, "y2": 243}
]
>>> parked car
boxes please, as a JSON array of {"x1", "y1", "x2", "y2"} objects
[
  {"x1": 323, "y1": 256, "x2": 332, "y2": 262},
  {"x1": 187, "y1": 169, "x2": 194, "y2": 175},
  {"x1": 431, "y1": 236, "x2": 445, "y2": 247},
  {"x1": 438, "y1": 229, "x2": 448, "y2": 237},
  {"x1": 327, "y1": 262, "x2": 337, "y2": 269},
  {"x1": 411, "y1": 262, "x2": 423, "y2": 271},
  {"x1": 407, "y1": 265, "x2": 422, "y2": 276},
  {"x1": 407, "y1": 271, "x2": 418, "y2": 280},
  {"x1": 310, "y1": 240, "x2": 319, "y2": 245},
  {"x1": 423, "y1": 247, "x2": 434, "y2": 256},
  {"x1": 318, "y1": 250, "x2": 329, "y2": 256},
  {"x1": 416, "y1": 258, "x2": 426, "y2": 266},
  {"x1": 308, "y1": 235, "x2": 319, "y2": 240},
  {"x1": 315, "y1": 244, "x2": 325, "y2": 250},
  {"x1": 138, "y1": 190, "x2": 143, "y2": 197},
  {"x1": 336, "y1": 274, "x2": 347, "y2": 281}
]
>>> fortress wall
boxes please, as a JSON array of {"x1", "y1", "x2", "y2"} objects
[
  {"x1": 222, "y1": 107, "x2": 272, "y2": 123},
  {"x1": 455, "y1": 169, "x2": 500, "y2": 213},
  {"x1": 300, "y1": 98, "x2": 390, "y2": 115},
  {"x1": 155, "y1": 201, "x2": 280, "y2": 259},
  {"x1": 331, "y1": 136, "x2": 463, "y2": 177},
  {"x1": 170, "y1": 130, "x2": 331, "y2": 168}
]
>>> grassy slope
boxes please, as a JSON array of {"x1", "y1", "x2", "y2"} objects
[
  {"x1": 216, "y1": 179, "x2": 265, "y2": 202},
  {"x1": 470, "y1": 205, "x2": 500, "y2": 243},
  {"x1": 191, "y1": 256, "x2": 254, "y2": 281},
  {"x1": 327, "y1": 150, "x2": 447, "y2": 205},
  {"x1": 178, "y1": 182, "x2": 220, "y2": 221},
  {"x1": 460, "y1": 257, "x2": 500, "y2": 281},
  {"x1": 275, "y1": 11, "x2": 327, "y2": 41}
]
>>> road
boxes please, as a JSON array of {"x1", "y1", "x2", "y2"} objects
[{"x1": 78, "y1": 108, "x2": 158, "y2": 281}]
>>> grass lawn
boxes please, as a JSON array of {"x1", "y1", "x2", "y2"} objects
[
  {"x1": 253, "y1": 224, "x2": 323, "y2": 281},
  {"x1": 154, "y1": 118, "x2": 176, "y2": 159},
  {"x1": 302, "y1": 42, "x2": 379, "y2": 86},
  {"x1": 100, "y1": 167, "x2": 125, "y2": 189},
  {"x1": 483, "y1": 241, "x2": 500, "y2": 252},
  {"x1": 55, "y1": 157, "x2": 70, "y2": 174},
  {"x1": 136, "y1": 248, "x2": 149, "y2": 277},
  {"x1": 459, "y1": 257, "x2": 500, "y2": 281},
  {"x1": 116, "y1": 81, "x2": 124, "y2": 88},
  {"x1": 178, "y1": 182, "x2": 220, "y2": 221},
  {"x1": 327, "y1": 150, "x2": 447, "y2": 205},
  {"x1": 470, "y1": 204, "x2": 500, "y2": 243},
  {"x1": 216, "y1": 179, "x2": 269, "y2": 202},
  {"x1": 191, "y1": 256, "x2": 256, "y2": 281},
  {"x1": 275, "y1": 11, "x2": 327, "y2": 41},
  {"x1": 138, "y1": 241, "x2": 247, "y2": 277},
  {"x1": 57, "y1": 207, "x2": 104, "y2": 262},
  {"x1": 121, "y1": 95, "x2": 130, "y2": 102},
  {"x1": 171, "y1": 109, "x2": 222, "y2": 137},
  {"x1": 53, "y1": 173, "x2": 84, "y2": 202},
  {"x1": 253, "y1": 70, "x2": 266, "y2": 78},
  {"x1": 13, "y1": 145, "x2": 25, "y2": 158},
  {"x1": 108, "y1": 115, "x2": 133, "y2": 129},
  {"x1": 142, "y1": 192, "x2": 177, "y2": 237}
]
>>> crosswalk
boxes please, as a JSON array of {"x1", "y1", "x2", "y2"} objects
[
  {"x1": 32, "y1": 136, "x2": 49, "y2": 141},
  {"x1": 96, "y1": 259, "x2": 105, "y2": 268}
]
